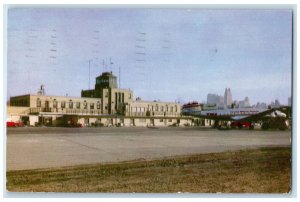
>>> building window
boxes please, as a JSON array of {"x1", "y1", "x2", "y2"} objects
[
  {"x1": 175, "y1": 106, "x2": 178, "y2": 112},
  {"x1": 105, "y1": 92, "x2": 108, "y2": 98},
  {"x1": 61, "y1": 101, "x2": 65, "y2": 108},
  {"x1": 160, "y1": 119, "x2": 163, "y2": 122},
  {"x1": 69, "y1": 100, "x2": 73, "y2": 109},
  {"x1": 76, "y1": 102, "x2": 80, "y2": 109},
  {"x1": 90, "y1": 103, "x2": 94, "y2": 109},
  {"x1": 36, "y1": 98, "x2": 41, "y2": 107},
  {"x1": 168, "y1": 119, "x2": 172, "y2": 122},
  {"x1": 161, "y1": 106, "x2": 164, "y2": 111},
  {"x1": 97, "y1": 101, "x2": 101, "y2": 109},
  {"x1": 170, "y1": 106, "x2": 173, "y2": 112},
  {"x1": 83, "y1": 101, "x2": 87, "y2": 109},
  {"x1": 53, "y1": 99, "x2": 57, "y2": 108},
  {"x1": 118, "y1": 92, "x2": 121, "y2": 102},
  {"x1": 155, "y1": 105, "x2": 158, "y2": 111}
]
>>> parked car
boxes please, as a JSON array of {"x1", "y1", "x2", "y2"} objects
[
  {"x1": 67, "y1": 120, "x2": 83, "y2": 128},
  {"x1": 7, "y1": 121, "x2": 24, "y2": 127},
  {"x1": 7, "y1": 121, "x2": 16, "y2": 127}
]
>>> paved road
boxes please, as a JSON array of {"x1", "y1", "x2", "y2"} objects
[{"x1": 6, "y1": 127, "x2": 291, "y2": 171}]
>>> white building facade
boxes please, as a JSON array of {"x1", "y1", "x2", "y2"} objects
[{"x1": 7, "y1": 72, "x2": 192, "y2": 127}]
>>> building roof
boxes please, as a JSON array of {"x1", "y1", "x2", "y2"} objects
[{"x1": 96, "y1": 71, "x2": 116, "y2": 78}]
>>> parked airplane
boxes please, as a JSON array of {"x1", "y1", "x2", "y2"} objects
[{"x1": 182, "y1": 106, "x2": 290, "y2": 130}]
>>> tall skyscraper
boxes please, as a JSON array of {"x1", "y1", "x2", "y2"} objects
[{"x1": 224, "y1": 88, "x2": 233, "y2": 108}]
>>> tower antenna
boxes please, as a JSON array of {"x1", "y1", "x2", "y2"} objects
[
  {"x1": 119, "y1": 66, "x2": 121, "y2": 88},
  {"x1": 88, "y1": 59, "x2": 92, "y2": 89},
  {"x1": 109, "y1": 57, "x2": 114, "y2": 73},
  {"x1": 102, "y1": 59, "x2": 105, "y2": 73}
]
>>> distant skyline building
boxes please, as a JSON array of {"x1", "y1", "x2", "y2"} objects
[
  {"x1": 205, "y1": 88, "x2": 286, "y2": 110},
  {"x1": 270, "y1": 99, "x2": 281, "y2": 108},
  {"x1": 238, "y1": 97, "x2": 251, "y2": 108},
  {"x1": 224, "y1": 88, "x2": 233, "y2": 108},
  {"x1": 207, "y1": 93, "x2": 224, "y2": 107},
  {"x1": 255, "y1": 102, "x2": 268, "y2": 109}
]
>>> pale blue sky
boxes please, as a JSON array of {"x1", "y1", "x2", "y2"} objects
[{"x1": 7, "y1": 8, "x2": 292, "y2": 105}]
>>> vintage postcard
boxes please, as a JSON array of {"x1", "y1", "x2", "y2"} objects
[{"x1": 5, "y1": 5, "x2": 293, "y2": 195}]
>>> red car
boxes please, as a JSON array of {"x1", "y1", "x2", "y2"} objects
[
  {"x1": 7, "y1": 121, "x2": 24, "y2": 127},
  {"x1": 7, "y1": 121, "x2": 16, "y2": 127},
  {"x1": 230, "y1": 121, "x2": 252, "y2": 129}
]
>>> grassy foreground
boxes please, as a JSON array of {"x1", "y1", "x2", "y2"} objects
[{"x1": 7, "y1": 147, "x2": 291, "y2": 193}]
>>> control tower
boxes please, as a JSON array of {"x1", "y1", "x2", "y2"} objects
[
  {"x1": 81, "y1": 71, "x2": 132, "y2": 115},
  {"x1": 95, "y1": 71, "x2": 118, "y2": 89}
]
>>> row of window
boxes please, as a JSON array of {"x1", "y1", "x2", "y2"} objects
[
  {"x1": 36, "y1": 98, "x2": 101, "y2": 109},
  {"x1": 10, "y1": 99, "x2": 29, "y2": 107},
  {"x1": 115, "y1": 92, "x2": 125, "y2": 109},
  {"x1": 139, "y1": 119, "x2": 173, "y2": 123},
  {"x1": 131, "y1": 105, "x2": 178, "y2": 113},
  {"x1": 96, "y1": 78, "x2": 114, "y2": 84},
  {"x1": 160, "y1": 119, "x2": 173, "y2": 122}
]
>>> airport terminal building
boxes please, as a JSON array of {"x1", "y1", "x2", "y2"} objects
[{"x1": 7, "y1": 72, "x2": 192, "y2": 127}]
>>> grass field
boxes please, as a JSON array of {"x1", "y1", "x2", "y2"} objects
[{"x1": 6, "y1": 147, "x2": 291, "y2": 193}]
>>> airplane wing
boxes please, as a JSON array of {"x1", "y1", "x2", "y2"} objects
[
  {"x1": 237, "y1": 108, "x2": 278, "y2": 122},
  {"x1": 183, "y1": 112, "x2": 236, "y2": 121}
]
